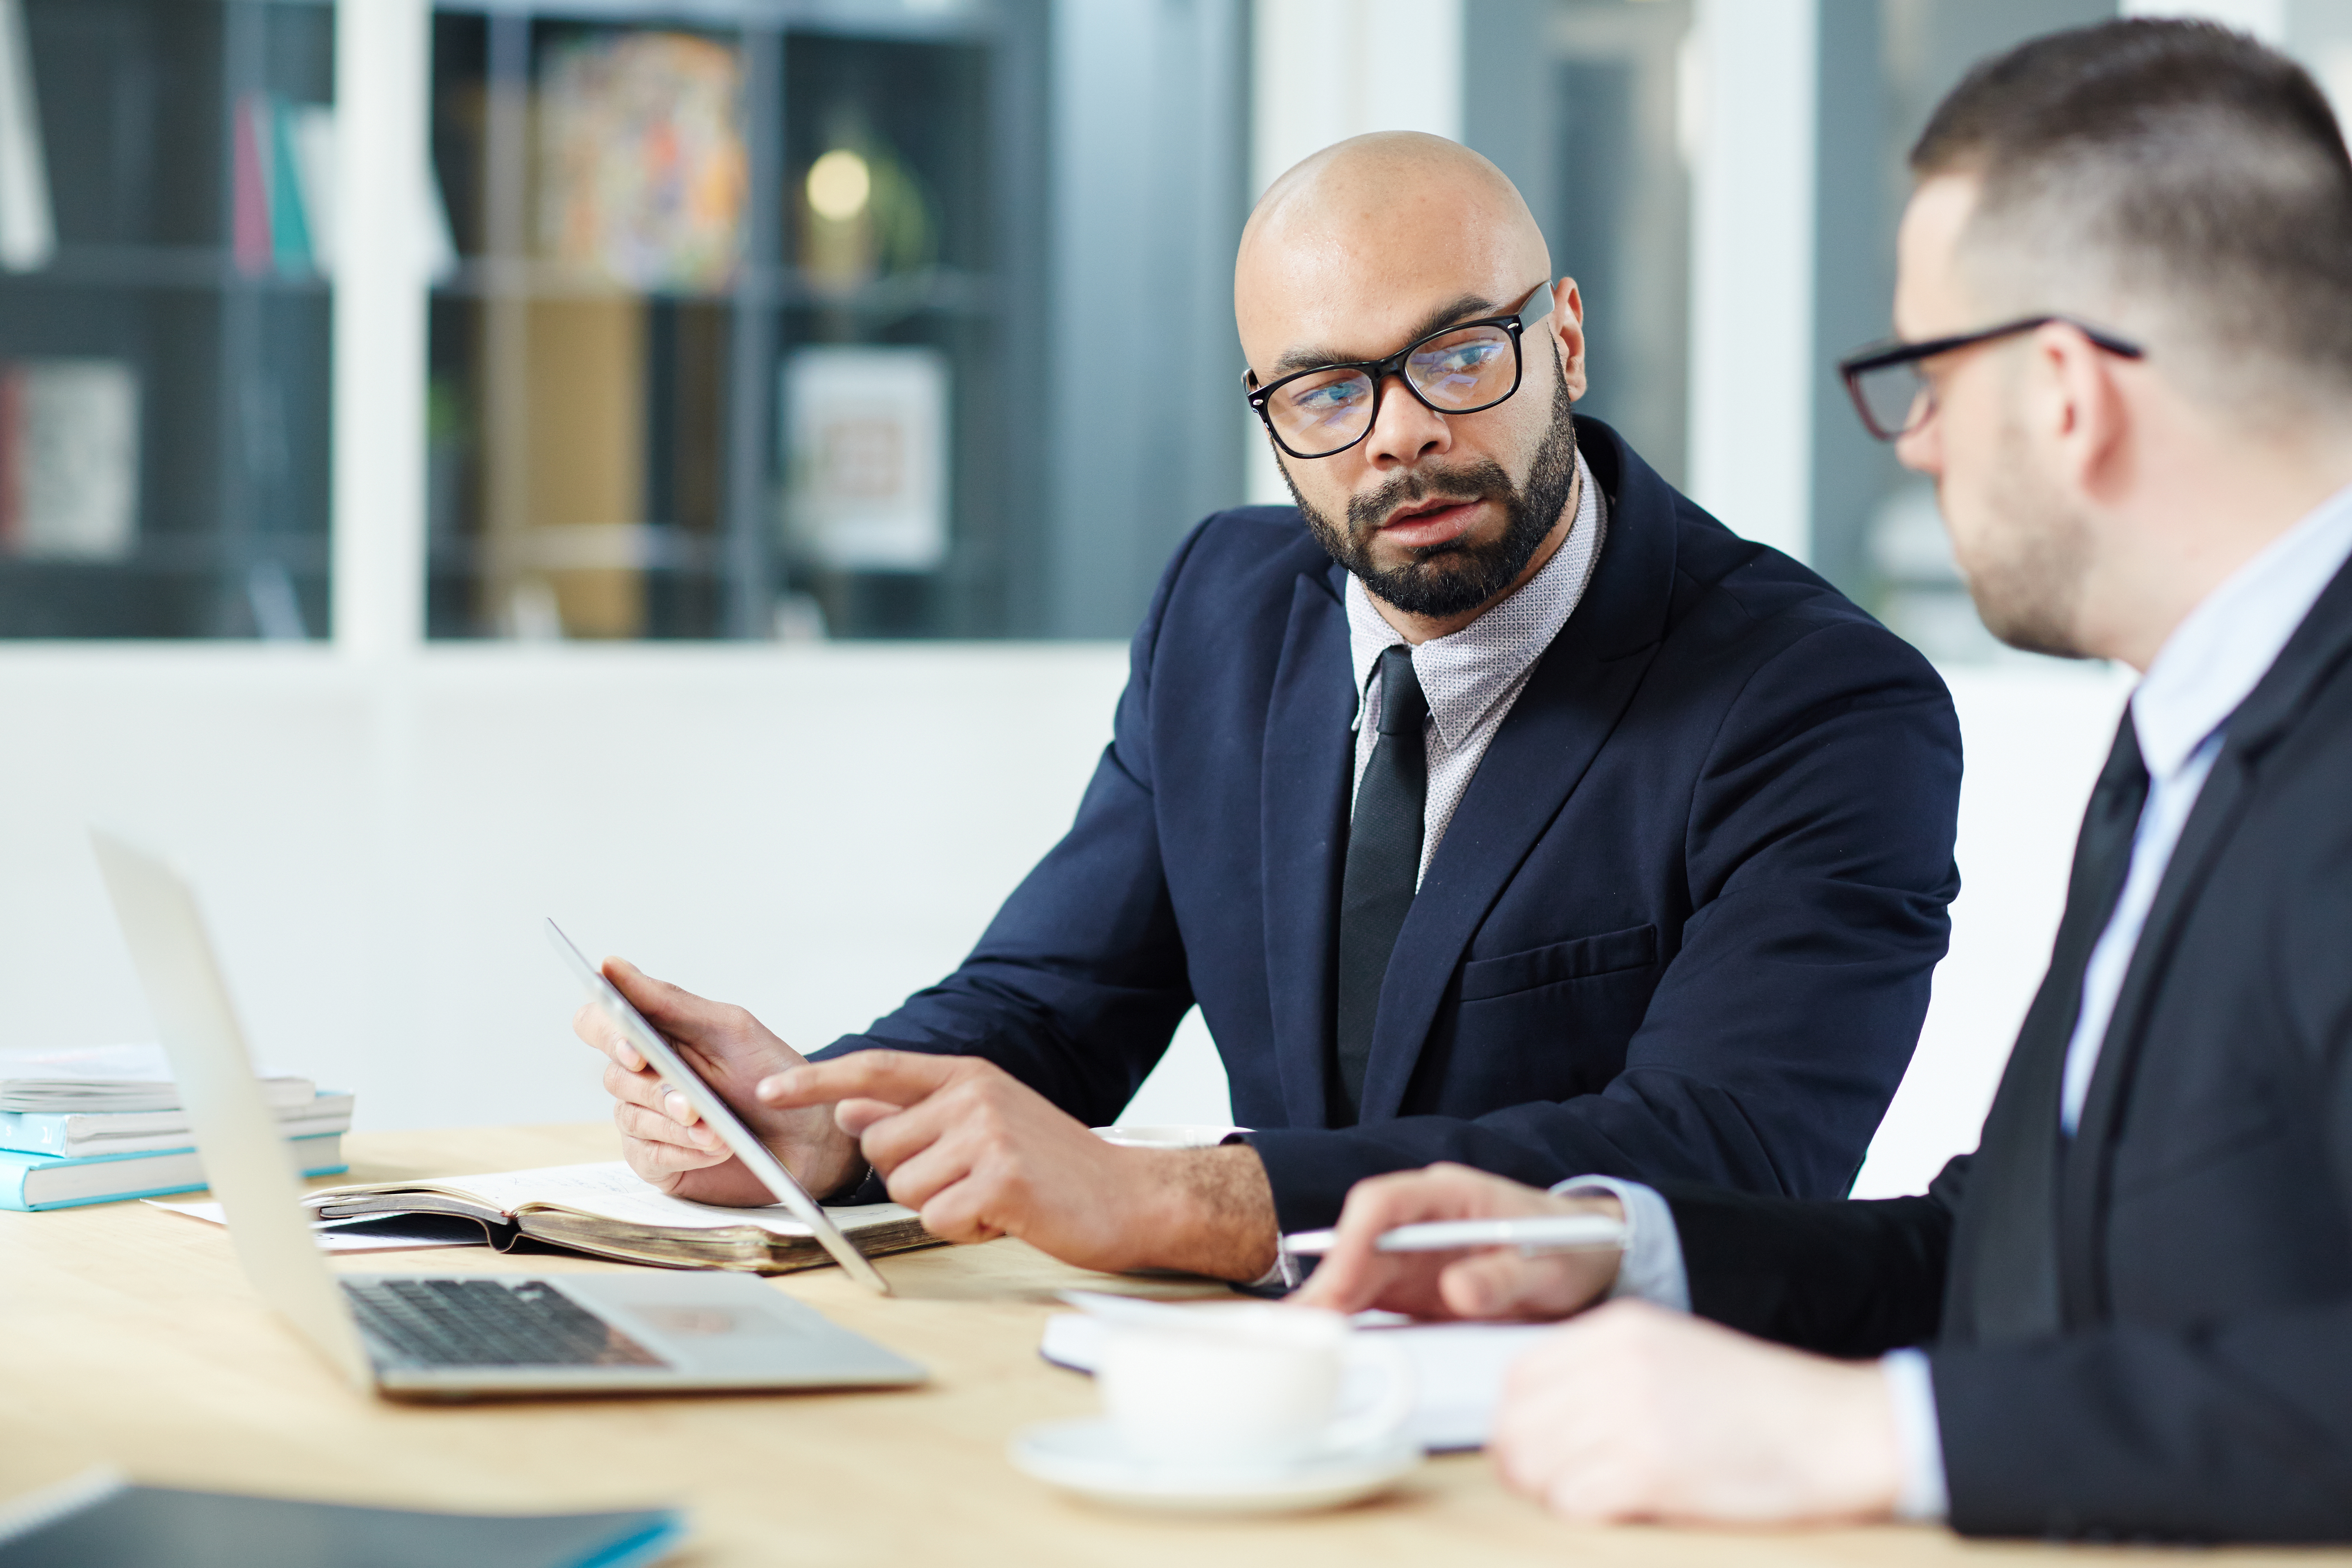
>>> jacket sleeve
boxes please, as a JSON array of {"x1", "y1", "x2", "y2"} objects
[
  {"x1": 1658, "y1": 1157, "x2": 1964, "y2": 1356},
  {"x1": 804, "y1": 525, "x2": 1200, "y2": 1130},
  {"x1": 1246, "y1": 617, "x2": 1963, "y2": 1227}
]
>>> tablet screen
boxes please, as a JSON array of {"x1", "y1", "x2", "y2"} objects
[{"x1": 543, "y1": 920, "x2": 891, "y2": 1294}]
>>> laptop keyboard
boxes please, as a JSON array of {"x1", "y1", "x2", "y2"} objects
[{"x1": 342, "y1": 1278, "x2": 668, "y2": 1370}]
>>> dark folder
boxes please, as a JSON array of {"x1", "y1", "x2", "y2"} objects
[{"x1": 0, "y1": 1479, "x2": 683, "y2": 1568}]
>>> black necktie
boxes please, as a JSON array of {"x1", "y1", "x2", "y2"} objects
[
  {"x1": 2046, "y1": 715, "x2": 2154, "y2": 1096},
  {"x1": 1952, "y1": 710, "x2": 2149, "y2": 1341},
  {"x1": 1333, "y1": 645, "x2": 1428, "y2": 1121}
]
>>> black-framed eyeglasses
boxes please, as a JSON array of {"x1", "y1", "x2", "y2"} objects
[
  {"x1": 1241, "y1": 281, "x2": 1555, "y2": 459},
  {"x1": 1839, "y1": 315, "x2": 2145, "y2": 441}
]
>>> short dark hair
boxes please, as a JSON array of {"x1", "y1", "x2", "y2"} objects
[{"x1": 1912, "y1": 18, "x2": 2352, "y2": 407}]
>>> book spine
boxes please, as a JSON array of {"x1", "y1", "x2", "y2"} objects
[
  {"x1": 267, "y1": 97, "x2": 312, "y2": 272},
  {"x1": 0, "y1": 360, "x2": 20, "y2": 552},
  {"x1": 0, "y1": 0, "x2": 55, "y2": 273},
  {"x1": 0, "y1": 1112, "x2": 67, "y2": 1156},
  {"x1": 288, "y1": 105, "x2": 336, "y2": 276},
  {"x1": 232, "y1": 94, "x2": 272, "y2": 275}
]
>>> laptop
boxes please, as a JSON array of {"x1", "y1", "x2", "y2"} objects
[{"x1": 87, "y1": 829, "x2": 927, "y2": 1400}]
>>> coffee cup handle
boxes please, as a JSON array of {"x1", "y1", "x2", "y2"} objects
[{"x1": 1326, "y1": 1335, "x2": 1416, "y2": 1452}]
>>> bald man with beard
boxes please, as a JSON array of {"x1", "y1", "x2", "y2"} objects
[{"x1": 575, "y1": 134, "x2": 1964, "y2": 1283}]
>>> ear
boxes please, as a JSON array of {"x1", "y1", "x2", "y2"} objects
[
  {"x1": 2036, "y1": 321, "x2": 2131, "y2": 504},
  {"x1": 1548, "y1": 276, "x2": 1590, "y2": 403}
]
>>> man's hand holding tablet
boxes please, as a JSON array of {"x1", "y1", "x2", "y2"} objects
[
  {"x1": 1289, "y1": 1163, "x2": 1628, "y2": 1321},
  {"x1": 575, "y1": 960, "x2": 1283, "y2": 1282}
]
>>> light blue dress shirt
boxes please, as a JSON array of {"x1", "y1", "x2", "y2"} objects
[{"x1": 1577, "y1": 479, "x2": 2352, "y2": 1519}]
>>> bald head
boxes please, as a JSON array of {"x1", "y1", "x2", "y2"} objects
[
  {"x1": 1236, "y1": 133, "x2": 1551, "y2": 381},
  {"x1": 1230, "y1": 133, "x2": 1590, "y2": 640}
]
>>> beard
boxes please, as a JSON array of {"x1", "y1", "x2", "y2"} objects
[
  {"x1": 1283, "y1": 357, "x2": 1580, "y2": 619},
  {"x1": 1955, "y1": 412, "x2": 2093, "y2": 659}
]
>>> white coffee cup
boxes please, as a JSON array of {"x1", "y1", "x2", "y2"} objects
[{"x1": 1094, "y1": 1304, "x2": 1414, "y2": 1468}]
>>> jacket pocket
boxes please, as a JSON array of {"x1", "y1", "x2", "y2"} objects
[
  {"x1": 1458, "y1": 923, "x2": 1659, "y2": 1002},
  {"x1": 2109, "y1": 1097, "x2": 2287, "y2": 1201}
]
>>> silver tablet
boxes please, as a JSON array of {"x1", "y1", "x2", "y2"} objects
[{"x1": 545, "y1": 919, "x2": 892, "y2": 1294}]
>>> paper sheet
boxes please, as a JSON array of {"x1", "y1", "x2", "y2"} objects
[{"x1": 1036, "y1": 1299, "x2": 1555, "y2": 1452}]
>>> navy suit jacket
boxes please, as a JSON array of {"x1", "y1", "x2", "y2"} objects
[{"x1": 817, "y1": 420, "x2": 1962, "y2": 1229}]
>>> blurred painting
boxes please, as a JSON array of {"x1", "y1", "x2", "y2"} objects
[
  {"x1": 782, "y1": 346, "x2": 949, "y2": 573},
  {"x1": 0, "y1": 359, "x2": 138, "y2": 560},
  {"x1": 536, "y1": 31, "x2": 746, "y2": 291}
]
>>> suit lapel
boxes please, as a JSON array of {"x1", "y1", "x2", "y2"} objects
[
  {"x1": 2054, "y1": 550, "x2": 2352, "y2": 1325},
  {"x1": 1260, "y1": 570, "x2": 1355, "y2": 1127},
  {"x1": 1946, "y1": 716, "x2": 2145, "y2": 1343},
  {"x1": 2056, "y1": 751, "x2": 2251, "y2": 1324},
  {"x1": 1356, "y1": 423, "x2": 1677, "y2": 1122}
]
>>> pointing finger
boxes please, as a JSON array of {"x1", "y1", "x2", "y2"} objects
[{"x1": 758, "y1": 1051, "x2": 965, "y2": 1109}]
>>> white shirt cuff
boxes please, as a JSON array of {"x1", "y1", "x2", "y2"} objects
[
  {"x1": 1252, "y1": 1252, "x2": 1300, "y2": 1291},
  {"x1": 1548, "y1": 1175, "x2": 1690, "y2": 1313},
  {"x1": 1880, "y1": 1348, "x2": 1950, "y2": 1520}
]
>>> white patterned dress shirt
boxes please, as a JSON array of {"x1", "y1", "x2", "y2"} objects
[{"x1": 1345, "y1": 445, "x2": 1608, "y2": 881}]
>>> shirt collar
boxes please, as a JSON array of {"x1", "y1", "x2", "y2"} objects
[
  {"x1": 2132, "y1": 478, "x2": 2352, "y2": 780},
  {"x1": 1345, "y1": 443, "x2": 1606, "y2": 749}
]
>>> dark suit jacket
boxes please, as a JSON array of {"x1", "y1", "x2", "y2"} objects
[
  {"x1": 815, "y1": 419, "x2": 1962, "y2": 1228},
  {"x1": 1656, "y1": 552, "x2": 2352, "y2": 1541}
]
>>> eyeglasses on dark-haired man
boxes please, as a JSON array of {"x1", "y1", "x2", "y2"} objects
[{"x1": 1839, "y1": 314, "x2": 2144, "y2": 441}]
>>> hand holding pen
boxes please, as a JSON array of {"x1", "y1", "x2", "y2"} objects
[{"x1": 1284, "y1": 1162, "x2": 1629, "y2": 1323}]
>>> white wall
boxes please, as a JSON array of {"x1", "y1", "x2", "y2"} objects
[
  {"x1": 1849, "y1": 661, "x2": 2131, "y2": 1196},
  {"x1": 0, "y1": 646, "x2": 1138, "y2": 1130},
  {"x1": 0, "y1": 645, "x2": 2126, "y2": 1196}
]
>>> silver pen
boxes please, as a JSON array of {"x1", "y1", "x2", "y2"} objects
[{"x1": 1281, "y1": 1214, "x2": 1628, "y2": 1257}]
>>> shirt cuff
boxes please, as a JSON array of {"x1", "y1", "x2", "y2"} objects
[
  {"x1": 1548, "y1": 1175, "x2": 1690, "y2": 1313},
  {"x1": 1245, "y1": 1252, "x2": 1301, "y2": 1292},
  {"x1": 1880, "y1": 1348, "x2": 1950, "y2": 1520}
]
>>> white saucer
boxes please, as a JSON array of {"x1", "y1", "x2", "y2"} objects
[{"x1": 1007, "y1": 1419, "x2": 1423, "y2": 1515}]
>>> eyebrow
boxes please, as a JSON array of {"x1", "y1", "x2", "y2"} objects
[{"x1": 1268, "y1": 292, "x2": 1503, "y2": 377}]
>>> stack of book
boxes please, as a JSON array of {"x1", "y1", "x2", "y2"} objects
[{"x1": 0, "y1": 1045, "x2": 350, "y2": 1212}]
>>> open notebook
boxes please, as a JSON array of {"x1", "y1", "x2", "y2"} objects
[{"x1": 304, "y1": 1161, "x2": 941, "y2": 1274}]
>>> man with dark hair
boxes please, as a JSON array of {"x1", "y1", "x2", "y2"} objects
[
  {"x1": 575, "y1": 134, "x2": 1961, "y2": 1284},
  {"x1": 1301, "y1": 18, "x2": 2352, "y2": 1540}
]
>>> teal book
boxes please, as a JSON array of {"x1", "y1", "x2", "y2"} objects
[
  {"x1": 0, "y1": 1133, "x2": 345, "y2": 1212},
  {"x1": 0, "y1": 1472, "x2": 683, "y2": 1567},
  {"x1": 263, "y1": 95, "x2": 313, "y2": 272},
  {"x1": 0, "y1": 1090, "x2": 354, "y2": 1158}
]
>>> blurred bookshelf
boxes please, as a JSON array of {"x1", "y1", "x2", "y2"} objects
[
  {"x1": 0, "y1": 0, "x2": 335, "y2": 639},
  {"x1": 0, "y1": 0, "x2": 1247, "y2": 645},
  {"x1": 423, "y1": 0, "x2": 1049, "y2": 641}
]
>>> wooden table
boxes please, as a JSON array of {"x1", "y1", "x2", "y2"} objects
[{"x1": 0, "y1": 1125, "x2": 2334, "y2": 1567}]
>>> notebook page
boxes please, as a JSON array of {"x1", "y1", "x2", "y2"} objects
[{"x1": 345, "y1": 1160, "x2": 910, "y2": 1239}]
